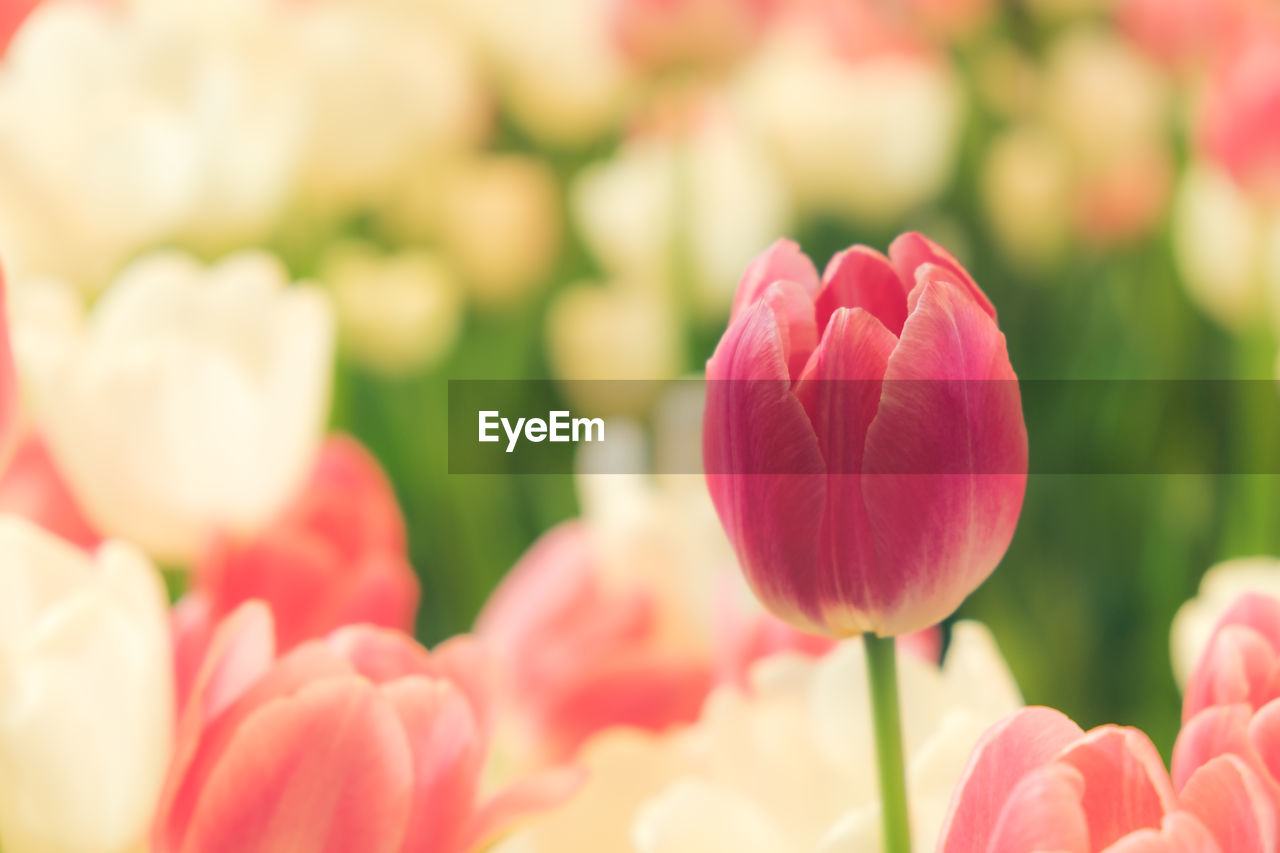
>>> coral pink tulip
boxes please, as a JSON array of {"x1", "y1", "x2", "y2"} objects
[
  {"x1": 174, "y1": 435, "x2": 419, "y2": 701},
  {"x1": 939, "y1": 706, "x2": 1276, "y2": 852},
  {"x1": 154, "y1": 603, "x2": 579, "y2": 853},
  {"x1": 0, "y1": 431, "x2": 100, "y2": 548},
  {"x1": 476, "y1": 522, "x2": 712, "y2": 761},
  {"x1": 1171, "y1": 591, "x2": 1280, "y2": 833},
  {"x1": 703, "y1": 233, "x2": 1026, "y2": 637},
  {"x1": 610, "y1": 0, "x2": 776, "y2": 72}
]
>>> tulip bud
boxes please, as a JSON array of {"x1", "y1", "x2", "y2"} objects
[
  {"x1": 703, "y1": 234, "x2": 1027, "y2": 637},
  {"x1": 0, "y1": 518, "x2": 173, "y2": 853}
]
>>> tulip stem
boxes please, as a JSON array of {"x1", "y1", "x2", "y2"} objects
[{"x1": 864, "y1": 632, "x2": 911, "y2": 853}]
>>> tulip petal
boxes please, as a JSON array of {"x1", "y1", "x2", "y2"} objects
[
  {"x1": 704, "y1": 288, "x2": 826, "y2": 631},
  {"x1": 182, "y1": 677, "x2": 413, "y2": 853},
  {"x1": 888, "y1": 232, "x2": 996, "y2": 319},
  {"x1": 0, "y1": 268, "x2": 20, "y2": 469},
  {"x1": 792, "y1": 307, "x2": 896, "y2": 634},
  {"x1": 1184, "y1": 625, "x2": 1278, "y2": 722},
  {"x1": 860, "y1": 277, "x2": 1027, "y2": 634},
  {"x1": 815, "y1": 246, "x2": 910, "y2": 337},
  {"x1": 986, "y1": 763, "x2": 1089, "y2": 853},
  {"x1": 938, "y1": 706, "x2": 1085, "y2": 852},
  {"x1": 1055, "y1": 726, "x2": 1180, "y2": 846},
  {"x1": 383, "y1": 676, "x2": 483, "y2": 853},
  {"x1": 1246, "y1": 696, "x2": 1280, "y2": 788},
  {"x1": 730, "y1": 239, "x2": 820, "y2": 323},
  {"x1": 1171, "y1": 704, "x2": 1258, "y2": 790},
  {"x1": 1100, "y1": 813, "x2": 1221, "y2": 853},
  {"x1": 1178, "y1": 754, "x2": 1278, "y2": 853},
  {"x1": 463, "y1": 765, "x2": 586, "y2": 851}
]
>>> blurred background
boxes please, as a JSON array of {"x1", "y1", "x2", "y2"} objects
[{"x1": 1, "y1": 0, "x2": 1279, "y2": 757}]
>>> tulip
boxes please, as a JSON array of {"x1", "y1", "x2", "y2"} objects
[
  {"x1": 35, "y1": 250, "x2": 333, "y2": 563},
  {"x1": 1199, "y1": 23, "x2": 1280, "y2": 198},
  {"x1": 1170, "y1": 558, "x2": 1280, "y2": 689},
  {"x1": 938, "y1": 706, "x2": 1276, "y2": 852},
  {"x1": 609, "y1": 0, "x2": 777, "y2": 73},
  {"x1": 173, "y1": 435, "x2": 420, "y2": 704},
  {"x1": 475, "y1": 521, "x2": 713, "y2": 764},
  {"x1": 496, "y1": 622, "x2": 1021, "y2": 852},
  {"x1": 155, "y1": 603, "x2": 580, "y2": 853},
  {"x1": 704, "y1": 233, "x2": 1026, "y2": 639},
  {"x1": 0, "y1": 517, "x2": 173, "y2": 853}
]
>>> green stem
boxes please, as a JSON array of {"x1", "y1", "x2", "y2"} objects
[{"x1": 864, "y1": 632, "x2": 911, "y2": 853}]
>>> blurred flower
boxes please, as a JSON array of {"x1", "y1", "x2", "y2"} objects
[
  {"x1": 431, "y1": 154, "x2": 562, "y2": 307},
  {"x1": 0, "y1": 0, "x2": 42, "y2": 54},
  {"x1": 0, "y1": 517, "x2": 172, "y2": 853},
  {"x1": 1172, "y1": 162, "x2": 1280, "y2": 332},
  {"x1": 35, "y1": 251, "x2": 333, "y2": 563},
  {"x1": 938, "y1": 706, "x2": 1271, "y2": 851},
  {"x1": 476, "y1": 521, "x2": 713, "y2": 765},
  {"x1": 495, "y1": 622, "x2": 1020, "y2": 851},
  {"x1": 449, "y1": 0, "x2": 636, "y2": 147},
  {"x1": 173, "y1": 435, "x2": 419, "y2": 704},
  {"x1": 981, "y1": 127, "x2": 1074, "y2": 267},
  {"x1": 704, "y1": 235, "x2": 1026, "y2": 636},
  {"x1": 733, "y1": 5, "x2": 961, "y2": 224},
  {"x1": 155, "y1": 603, "x2": 579, "y2": 853},
  {"x1": 1170, "y1": 557, "x2": 1280, "y2": 689},
  {"x1": 1198, "y1": 21, "x2": 1280, "y2": 200},
  {"x1": 290, "y1": 0, "x2": 488, "y2": 211},
  {"x1": 609, "y1": 0, "x2": 777, "y2": 74},
  {"x1": 900, "y1": 0, "x2": 994, "y2": 43},
  {"x1": 0, "y1": 0, "x2": 305, "y2": 286},
  {"x1": 1116, "y1": 0, "x2": 1258, "y2": 70},
  {"x1": 321, "y1": 242, "x2": 462, "y2": 375},
  {"x1": 546, "y1": 282, "x2": 683, "y2": 413},
  {"x1": 0, "y1": 431, "x2": 99, "y2": 549},
  {"x1": 572, "y1": 101, "x2": 791, "y2": 318},
  {"x1": 7, "y1": 275, "x2": 82, "y2": 412}
]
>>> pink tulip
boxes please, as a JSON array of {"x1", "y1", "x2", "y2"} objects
[
  {"x1": 1117, "y1": 0, "x2": 1258, "y2": 69},
  {"x1": 1199, "y1": 21, "x2": 1280, "y2": 198},
  {"x1": 939, "y1": 706, "x2": 1276, "y2": 852},
  {"x1": 0, "y1": 431, "x2": 100, "y2": 549},
  {"x1": 703, "y1": 233, "x2": 1026, "y2": 637},
  {"x1": 177, "y1": 435, "x2": 419, "y2": 689},
  {"x1": 0, "y1": 268, "x2": 19, "y2": 469},
  {"x1": 154, "y1": 603, "x2": 580, "y2": 853},
  {"x1": 475, "y1": 521, "x2": 712, "y2": 761},
  {"x1": 610, "y1": 0, "x2": 777, "y2": 72},
  {"x1": 1171, "y1": 591, "x2": 1280, "y2": 831}
]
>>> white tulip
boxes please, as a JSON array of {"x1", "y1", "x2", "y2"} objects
[
  {"x1": 0, "y1": 517, "x2": 173, "y2": 853},
  {"x1": 1170, "y1": 557, "x2": 1280, "y2": 689},
  {"x1": 35, "y1": 251, "x2": 333, "y2": 563},
  {"x1": 496, "y1": 623, "x2": 1021, "y2": 852}
]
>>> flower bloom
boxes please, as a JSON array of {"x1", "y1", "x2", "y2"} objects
[
  {"x1": 938, "y1": 706, "x2": 1275, "y2": 852},
  {"x1": 497, "y1": 622, "x2": 1021, "y2": 851},
  {"x1": 475, "y1": 521, "x2": 713, "y2": 763},
  {"x1": 154, "y1": 603, "x2": 579, "y2": 853},
  {"x1": 0, "y1": 517, "x2": 173, "y2": 853},
  {"x1": 35, "y1": 251, "x2": 333, "y2": 563},
  {"x1": 0, "y1": 430, "x2": 99, "y2": 549},
  {"x1": 1199, "y1": 22, "x2": 1280, "y2": 198},
  {"x1": 703, "y1": 233, "x2": 1026, "y2": 637},
  {"x1": 172, "y1": 435, "x2": 420, "y2": 704},
  {"x1": 1170, "y1": 557, "x2": 1280, "y2": 689}
]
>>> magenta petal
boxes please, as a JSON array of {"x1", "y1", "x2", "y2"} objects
[
  {"x1": 814, "y1": 246, "x2": 910, "y2": 336},
  {"x1": 791, "y1": 307, "x2": 896, "y2": 634},
  {"x1": 1179, "y1": 754, "x2": 1278, "y2": 853},
  {"x1": 986, "y1": 763, "x2": 1089, "y2": 853},
  {"x1": 1055, "y1": 726, "x2": 1180, "y2": 846},
  {"x1": 938, "y1": 706, "x2": 1085, "y2": 853},
  {"x1": 859, "y1": 278, "x2": 1027, "y2": 634},
  {"x1": 730, "y1": 239, "x2": 820, "y2": 322},
  {"x1": 704, "y1": 287, "x2": 826, "y2": 632},
  {"x1": 888, "y1": 231, "x2": 996, "y2": 319}
]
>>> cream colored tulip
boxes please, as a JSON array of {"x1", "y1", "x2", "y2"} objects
[
  {"x1": 0, "y1": 517, "x2": 173, "y2": 853},
  {"x1": 733, "y1": 23, "x2": 961, "y2": 225},
  {"x1": 572, "y1": 108, "x2": 791, "y2": 318},
  {"x1": 1171, "y1": 557, "x2": 1280, "y2": 689},
  {"x1": 1173, "y1": 162, "x2": 1280, "y2": 332},
  {"x1": 321, "y1": 242, "x2": 462, "y2": 375},
  {"x1": 34, "y1": 251, "x2": 333, "y2": 563},
  {"x1": 497, "y1": 623, "x2": 1021, "y2": 852}
]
